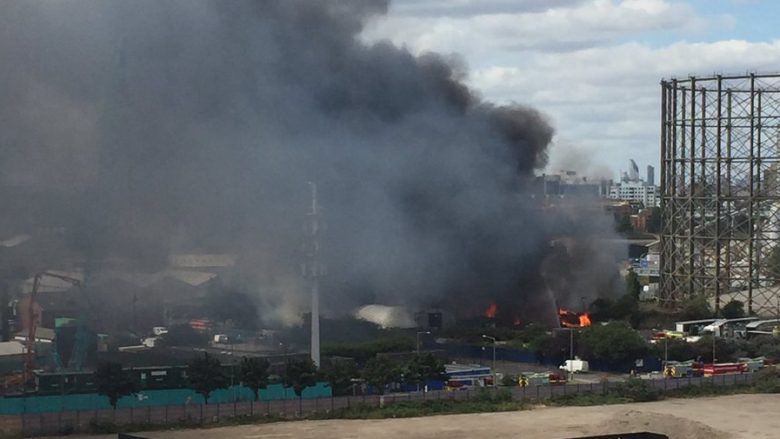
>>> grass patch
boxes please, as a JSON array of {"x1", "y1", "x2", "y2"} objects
[
  {"x1": 550, "y1": 378, "x2": 659, "y2": 407},
  {"x1": 552, "y1": 369, "x2": 780, "y2": 408},
  {"x1": 663, "y1": 382, "x2": 751, "y2": 398},
  {"x1": 310, "y1": 389, "x2": 528, "y2": 420},
  {"x1": 550, "y1": 392, "x2": 631, "y2": 406},
  {"x1": 84, "y1": 413, "x2": 287, "y2": 435}
]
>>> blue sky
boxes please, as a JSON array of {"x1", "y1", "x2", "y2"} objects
[
  {"x1": 690, "y1": 0, "x2": 775, "y2": 41},
  {"x1": 363, "y1": 0, "x2": 780, "y2": 179}
]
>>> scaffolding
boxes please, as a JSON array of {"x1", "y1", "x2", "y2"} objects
[{"x1": 660, "y1": 74, "x2": 780, "y2": 315}]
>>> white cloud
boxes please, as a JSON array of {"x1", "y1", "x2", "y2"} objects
[
  {"x1": 469, "y1": 40, "x2": 780, "y2": 171},
  {"x1": 363, "y1": 0, "x2": 707, "y2": 57},
  {"x1": 386, "y1": 0, "x2": 588, "y2": 17},
  {"x1": 362, "y1": 0, "x2": 762, "y2": 175}
]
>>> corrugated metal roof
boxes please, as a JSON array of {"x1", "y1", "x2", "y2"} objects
[
  {"x1": 0, "y1": 341, "x2": 25, "y2": 356},
  {"x1": 169, "y1": 254, "x2": 236, "y2": 268},
  {"x1": 0, "y1": 234, "x2": 31, "y2": 248},
  {"x1": 163, "y1": 270, "x2": 217, "y2": 287},
  {"x1": 21, "y1": 271, "x2": 84, "y2": 294},
  {"x1": 15, "y1": 327, "x2": 55, "y2": 340}
]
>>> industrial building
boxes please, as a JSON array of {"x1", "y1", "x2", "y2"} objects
[{"x1": 660, "y1": 73, "x2": 780, "y2": 315}]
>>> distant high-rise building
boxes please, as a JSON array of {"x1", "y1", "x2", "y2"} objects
[
  {"x1": 608, "y1": 161, "x2": 660, "y2": 207},
  {"x1": 628, "y1": 159, "x2": 640, "y2": 182}
]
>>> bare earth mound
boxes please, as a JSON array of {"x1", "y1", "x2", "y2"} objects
[
  {"x1": 586, "y1": 410, "x2": 729, "y2": 439},
  {"x1": 64, "y1": 394, "x2": 780, "y2": 439}
]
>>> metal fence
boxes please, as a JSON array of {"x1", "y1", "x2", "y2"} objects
[{"x1": 14, "y1": 373, "x2": 755, "y2": 437}]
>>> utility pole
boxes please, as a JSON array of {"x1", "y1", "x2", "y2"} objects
[
  {"x1": 416, "y1": 331, "x2": 430, "y2": 355},
  {"x1": 664, "y1": 336, "x2": 669, "y2": 372},
  {"x1": 569, "y1": 328, "x2": 574, "y2": 381},
  {"x1": 305, "y1": 181, "x2": 322, "y2": 368},
  {"x1": 712, "y1": 331, "x2": 716, "y2": 364},
  {"x1": 482, "y1": 335, "x2": 497, "y2": 386}
]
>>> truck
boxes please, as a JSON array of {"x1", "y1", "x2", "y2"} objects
[
  {"x1": 663, "y1": 360, "x2": 703, "y2": 378},
  {"x1": 560, "y1": 359, "x2": 589, "y2": 373}
]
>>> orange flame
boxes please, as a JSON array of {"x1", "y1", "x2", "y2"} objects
[
  {"x1": 484, "y1": 303, "x2": 497, "y2": 319},
  {"x1": 559, "y1": 308, "x2": 591, "y2": 328}
]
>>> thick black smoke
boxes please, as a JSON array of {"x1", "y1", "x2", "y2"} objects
[{"x1": 0, "y1": 1, "x2": 615, "y2": 325}]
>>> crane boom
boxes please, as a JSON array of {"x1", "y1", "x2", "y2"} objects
[{"x1": 25, "y1": 272, "x2": 82, "y2": 381}]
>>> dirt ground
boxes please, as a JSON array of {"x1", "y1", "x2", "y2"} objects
[{"x1": 69, "y1": 394, "x2": 780, "y2": 439}]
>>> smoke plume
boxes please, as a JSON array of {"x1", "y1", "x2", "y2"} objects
[{"x1": 0, "y1": 1, "x2": 617, "y2": 326}]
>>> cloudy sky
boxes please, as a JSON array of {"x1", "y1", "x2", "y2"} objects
[{"x1": 362, "y1": 0, "x2": 779, "y2": 180}]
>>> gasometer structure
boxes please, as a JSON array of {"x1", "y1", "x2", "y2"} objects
[{"x1": 660, "y1": 73, "x2": 780, "y2": 315}]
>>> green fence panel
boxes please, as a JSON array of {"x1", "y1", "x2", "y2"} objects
[{"x1": 0, "y1": 382, "x2": 332, "y2": 414}]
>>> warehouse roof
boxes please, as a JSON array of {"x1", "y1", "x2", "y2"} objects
[{"x1": 0, "y1": 341, "x2": 26, "y2": 356}]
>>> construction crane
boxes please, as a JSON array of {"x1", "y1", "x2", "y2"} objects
[{"x1": 25, "y1": 272, "x2": 82, "y2": 381}]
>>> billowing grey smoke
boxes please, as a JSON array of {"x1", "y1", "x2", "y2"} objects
[{"x1": 0, "y1": 1, "x2": 616, "y2": 326}]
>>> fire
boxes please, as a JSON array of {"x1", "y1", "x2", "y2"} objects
[
  {"x1": 559, "y1": 307, "x2": 592, "y2": 328},
  {"x1": 484, "y1": 303, "x2": 497, "y2": 319}
]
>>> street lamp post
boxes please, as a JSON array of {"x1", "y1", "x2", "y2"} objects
[
  {"x1": 568, "y1": 328, "x2": 574, "y2": 381},
  {"x1": 712, "y1": 331, "x2": 717, "y2": 364},
  {"x1": 664, "y1": 336, "x2": 669, "y2": 372},
  {"x1": 416, "y1": 331, "x2": 431, "y2": 355},
  {"x1": 230, "y1": 341, "x2": 236, "y2": 402},
  {"x1": 482, "y1": 335, "x2": 497, "y2": 386}
]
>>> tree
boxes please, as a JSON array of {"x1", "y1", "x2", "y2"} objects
[
  {"x1": 679, "y1": 296, "x2": 712, "y2": 321},
  {"x1": 283, "y1": 358, "x2": 319, "y2": 414},
  {"x1": 323, "y1": 359, "x2": 358, "y2": 396},
  {"x1": 239, "y1": 357, "x2": 270, "y2": 401},
  {"x1": 652, "y1": 338, "x2": 697, "y2": 362},
  {"x1": 588, "y1": 297, "x2": 616, "y2": 322},
  {"x1": 578, "y1": 322, "x2": 648, "y2": 364},
  {"x1": 404, "y1": 354, "x2": 447, "y2": 390},
  {"x1": 529, "y1": 332, "x2": 571, "y2": 364},
  {"x1": 691, "y1": 335, "x2": 739, "y2": 363},
  {"x1": 625, "y1": 270, "x2": 641, "y2": 299},
  {"x1": 646, "y1": 207, "x2": 662, "y2": 233},
  {"x1": 94, "y1": 362, "x2": 139, "y2": 409},
  {"x1": 721, "y1": 300, "x2": 745, "y2": 319},
  {"x1": 187, "y1": 353, "x2": 228, "y2": 404},
  {"x1": 612, "y1": 293, "x2": 639, "y2": 320},
  {"x1": 361, "y1": 356, "x2": 400, "y2": 395},
  {"x1": 283, "y1": 358, "x2": 318, "y2": 397},
  {"x1": 615, "y1": 214, "x2": 633, "y2": 233}
]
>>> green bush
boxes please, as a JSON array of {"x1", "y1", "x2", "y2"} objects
[
  {"x1": 614, "y1": 377, "x2": 662, "y2": 402},
  {"x1": 752, "y1": 367, "x2": 780, "y2": 393},
  {"x1": 316, "y1": 395, "x2": 526, "y2": 420},
  {"x1": 664, "y1": 382, "x2": 747, "y2": 398},
  {"x1": 472, "y1": 388, "x2": 512, "y2": 402}
]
